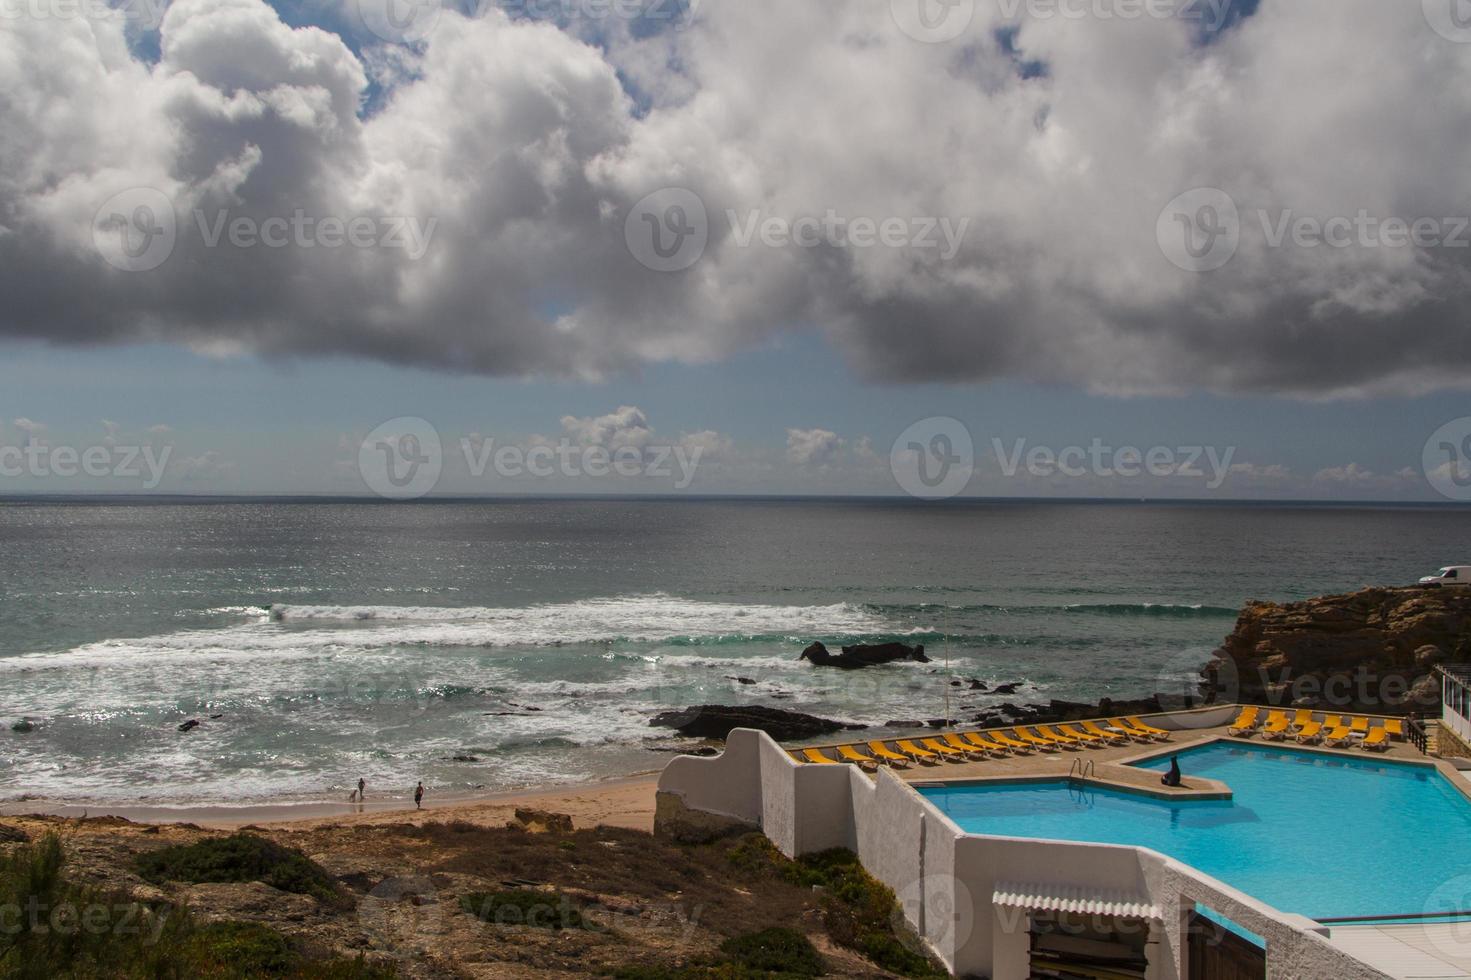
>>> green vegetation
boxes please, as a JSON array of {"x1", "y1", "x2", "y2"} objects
[
  {"x1": 0, "y1": 832, "x2": 188, "y2": 980},
  {"x1": 178, "y1": 920, "x2": 395, "y2": 979},
  {"x1": 181, "y1": 922, "x2": 296, "y2": 975},
  {"x1": 135, "y1": 833, "x2": 342, "y2": 905},
  {"x1": 0, "y1": 832, "x2": 392, "y2": 979},
  {"x1": 723, "y1": 836, "x2": 945, "y2": 979},
  {"x1": 459, "y1": 888, "x2": 593, "y2": 931},
  {"x1": 608, "y1": 926, "x2": 824, "y2": 979},
  {"x1": 718, "y1": 928, "x2": 824, "y2": 976},
  {"x1": 611, "y1": 964, "x2": 815, "y2": 979}
]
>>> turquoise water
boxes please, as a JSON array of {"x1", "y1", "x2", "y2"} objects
[{"x1": 919, "y1": 742, "x2": 1471, "y2": 921}]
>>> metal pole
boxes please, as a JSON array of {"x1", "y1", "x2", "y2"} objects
[{"x1": 944, "y1": 639, "x2": 951, "y2": 726}]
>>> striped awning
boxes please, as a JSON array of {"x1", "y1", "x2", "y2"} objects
[{"x1": 993, "y1": 881, "x2": 1160, "y2": 920}]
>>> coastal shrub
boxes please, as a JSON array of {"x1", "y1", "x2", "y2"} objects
[
  {"x1": 610, "y1": 964, "x2": 814, "y2": 980},
  {"x1": 722, "y1": 834, "x2": 784, "y2": 875},
  {"x1": 182, "y1": 921, "x2": 295, "y2": 975},
  {"x1": 179, "y1": 921, "x2": 397, "y2": 979},
  {"x1": 0, "y1": 832, "x2": 185, "y2": 980},
  {"x1": 0, "y1": 832, "x2": 392, "y2": 980},
  {"x1": 134, "y1": 834, "x2": 342, "y2": 905},
  {"x1": 719, "y1": 928, "x2": 824, "y2": 976},
  {"x1": 459, "y1": 888, "x2": 592, "y2": 930},
  {"x1": 723, "y1": 840, "x2": 944, "y2": 979},
  {"x1": 790, "y1": 852, "x2": 944, "y2": 979}
]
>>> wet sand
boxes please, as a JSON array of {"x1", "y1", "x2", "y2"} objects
[{"x1": 0, "y1": 771, "x2": 662, "y2": 833}]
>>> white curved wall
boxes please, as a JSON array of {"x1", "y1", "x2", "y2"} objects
[{"x1": 657, "y1": 728, "x2": 1391, "y2": 980}]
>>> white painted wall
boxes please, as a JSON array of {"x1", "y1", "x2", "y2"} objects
[
  {"x1": 657, "y1": 728, "x2": 1393, "y2": 980},
  {"x1": 1444, "y1": 675, "x2": 1471, "y2": 746}
]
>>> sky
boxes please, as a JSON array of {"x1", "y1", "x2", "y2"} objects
[{"x1": 1, "y1": 0, "x2": 1470, "y2": 500}]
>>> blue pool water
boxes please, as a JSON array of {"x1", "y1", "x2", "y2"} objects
[{"x1": 918, "y1": 742, "x2": 1471, "y2": 921}]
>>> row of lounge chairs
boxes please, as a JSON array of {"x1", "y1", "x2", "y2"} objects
[
  {"x1": 788, "y1": 717, "x2": 1172, "y2": 771},
  {"x1": 1226, "y1": 706, "x2": 1399, "y2": 752}
]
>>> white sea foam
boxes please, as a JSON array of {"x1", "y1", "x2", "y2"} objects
[
  {"x1": 0, "y1": 595, "x2": 892, "y2": 673},
  {"x1": 269, "y1": 594, "x2": 884, "y2": 633}
]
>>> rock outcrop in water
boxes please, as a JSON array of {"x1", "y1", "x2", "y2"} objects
[
  {"x1": 970, "y1": 696, "x2": 1166, "y2": 730},
  {"x1": 650, "y1": 705, "x2": 860, "y2": 741},
  {"x1": 1204, "y1": 586, "x2": 1471, "y2": 712},
  {"x1": 798, "y1": 641, "x2": 930, "y2": 669}
]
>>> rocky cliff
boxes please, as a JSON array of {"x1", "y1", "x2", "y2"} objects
[{"x1": 1203, "y1": 586, "x2": 1471, "y2": 713}]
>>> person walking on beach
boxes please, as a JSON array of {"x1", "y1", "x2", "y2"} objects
[
  {"x1": 414, "y1": 782, "x2": 424, "y2": 810},
  {"x1": 358, "y1": 777, "x2": 366, "y2": 801}
]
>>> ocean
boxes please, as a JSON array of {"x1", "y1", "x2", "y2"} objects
[{"x1": 2, "y1": 498, "x2": 1467, "y2": 807}]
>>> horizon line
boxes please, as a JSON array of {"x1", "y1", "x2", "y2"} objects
[{"x1": 1, "y1": 491, "x2": 1469, "y2": 508}]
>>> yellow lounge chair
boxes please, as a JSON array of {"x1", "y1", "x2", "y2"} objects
[
  {"x1": 1351, "y1": 716, "x2": 1371, "y2": 735},
  {"x1": 1384, "y1": 719, "x2": 1405, "y2": 740},
  {"x1": 1082, "y1": 720, "x2": 1130, "y2": 743},
  {"x1": 1036, "y1": 725, "x2": 1086, "y2": 750},
  {"x1": 1226, "y1": 706, "x2": 1260, "y2": 736},
  {"x1": 867, "y1": 741, "x2": 916, "y2": 766},
  {"x1": 921, "y1": 737, "x2": 975, "y2": 762},
  {"x1": 1291, "y1": 708, "x2": 1314, "y2": 729},
  {"x1": 1127, "y1": 716, "x2": 1172, "y2": 740},
  {"x1": 1114, "y1": 717, "x2": 1170, "y2": 742},
  {"x1": 987, "y1": 731, "x2": 1036, "y2": 753},
  {"x1": 1323, "y1": 726, "x2": 1354, "y2": 748},
  {"x1": 835, "y1": 744, "x2": 884, "y2": 770},
  {"x1": 1105, "y1": 718, "x2": 1155, "y2": 743},
  {"x1": 1258, "y1": 711, "x2": 1291, "y2": 741},
  {"x1": 964, "y1": 732, "x2": 1013, "y2": 755},
  {"x1": 1022, "y1": 726, "x2": 1077, "y2": 751},
  {"x1": 1010, "y1": 728, "x2": 1061, "y2": 753},
  {"x1": 1322, "y1": 714, "x2": 1343, "y2": 731},
  {"x1": 1293, "y1": 721, "x2": 1323, "y2": 744},
  {"x1": 945, "y1": 733, "x2": 992, "y2": 758},
  {"x1": 1059, "y1": 724, "x2": 1105, "y2": 746},
  {"x1": 1361, "y1": 728, "x2": 1390, "y2": 752},
  {"x1": 897, "y1": 739, "x2": 945, "y2": 764},
  {"x1": 802, "y1": 748, "x2": 840, "y2": 765}
]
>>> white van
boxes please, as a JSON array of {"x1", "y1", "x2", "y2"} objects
[{"x1": 1420, "y1": 566, "x2": 1471, "y2": 587}]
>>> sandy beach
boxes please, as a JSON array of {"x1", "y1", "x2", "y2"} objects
[{"x1": 0, "y1": 771, "x2": 662, "y2": 833}]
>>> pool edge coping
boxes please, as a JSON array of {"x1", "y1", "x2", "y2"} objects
[{"x1": 911, "y1": 771, "x2": 1234, "y2": 802}]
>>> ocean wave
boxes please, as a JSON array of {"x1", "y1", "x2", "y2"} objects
[
  {"x1": 867, "y1": 600, "x2": 1237, "y2": 618},
  {"x1": 0, "y1": 596, "x2": 894, "y2": 672},
  {"x1": 1061, "y1": 602, "x2": 1238, "y2": 617}
]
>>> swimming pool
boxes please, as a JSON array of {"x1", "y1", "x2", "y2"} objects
[{"x1": 917, "y1": 742, "x2": 1471, "y2": 921}]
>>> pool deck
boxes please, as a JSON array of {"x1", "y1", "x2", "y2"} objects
[
  {"x1": 872, "y1": 720, "x2": 1442, "y2": 802},
  {"x1": 1327, "y1": 922, "x2": 1471, "y2": 979}
]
